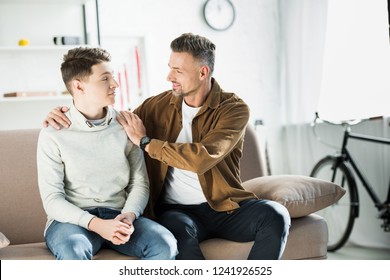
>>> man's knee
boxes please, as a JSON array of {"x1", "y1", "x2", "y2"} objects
[
  {"x1": 264, "y1": 200, "x2": 291, "y2": 235},
  {"x1": 158, "y1": 210, "x2": 198, "y2": 239},
  {"x1": 157, "y1": 210, "x2": 204, "y2": 260}
]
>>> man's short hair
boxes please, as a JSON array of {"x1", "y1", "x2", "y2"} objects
[{"x1": 170, "y1": 33, "x2": 216, "y2": 74}]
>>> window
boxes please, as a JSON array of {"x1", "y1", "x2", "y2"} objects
[{"x1": 318, "y1": 0, "x2": 390, "y2": 121}]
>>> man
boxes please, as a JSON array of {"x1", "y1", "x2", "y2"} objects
[
  {"x1": 44, "y1": 33, "x2": 290, "y2": 260},
  {"x1": 38, "y1": 47, "x2": 177, "y2": 260}
]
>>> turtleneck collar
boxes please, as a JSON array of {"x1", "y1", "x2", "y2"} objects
[{"x1": 68, "y1": 103, "x2": 114, "y2": 131}]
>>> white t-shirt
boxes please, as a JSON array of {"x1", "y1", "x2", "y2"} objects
[{"x1": 163, "y1": 100, "x2": 207, "y2": 205}]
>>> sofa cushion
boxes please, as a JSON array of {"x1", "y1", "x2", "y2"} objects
[
  {"x1": 0, "y1": 243, "x2": 54, "y2": 260},
  {"x1": 0, "y1": 242, "x2": 137, "y2": 260},
  {"x1": 0, "y1": 232, "x2": 10, "y2": 249},
  {"x1": 243, "y1": 175, "x2": 345, "y2": 218},
  {"x1": 0, "y1": 215, "x2": 328, "y2": 260}
]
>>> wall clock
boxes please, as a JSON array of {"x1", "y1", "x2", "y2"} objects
[{"x1": 203, "y1": 0, "x2": 236, "y2": 31}]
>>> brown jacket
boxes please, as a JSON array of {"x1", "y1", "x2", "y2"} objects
[{"x1": 133, "y1": 78, "x2": 257, "y2": 218}]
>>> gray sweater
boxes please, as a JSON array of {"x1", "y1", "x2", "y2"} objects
[{"x1": 37, "y1": 104, "x2": 149, "y2": 234}]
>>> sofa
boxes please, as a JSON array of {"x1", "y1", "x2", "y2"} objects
[{"x1": 0, "y1": 126, "x2": 345, "y2": 260}]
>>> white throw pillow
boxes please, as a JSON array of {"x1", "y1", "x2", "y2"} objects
[{"x1": 0, "y1": 232, "x2": 10, "y2": 249}]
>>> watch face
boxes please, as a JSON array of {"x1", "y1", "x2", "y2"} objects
[
  {"x1": 203, "y1": 0, "x2": 236, "y2": 31},
  {"x1": 141, "y1": 136, "x2": 151, "y2": 145}
]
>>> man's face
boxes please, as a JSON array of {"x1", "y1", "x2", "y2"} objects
[
  {"x1": 166, "y1": 51, "x2": 203, "y2": 98},
  {"x1": 82, "y1": 62, "x2": 118, "y2": 107}
]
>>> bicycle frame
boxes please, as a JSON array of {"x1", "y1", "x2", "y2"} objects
[{"x1": 341, "y1": 128, "x2": 390, "y2": 211}]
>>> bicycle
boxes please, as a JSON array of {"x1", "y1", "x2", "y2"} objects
[{"x1": 310, "y1": 112, "x2": 390, "y2": 252}]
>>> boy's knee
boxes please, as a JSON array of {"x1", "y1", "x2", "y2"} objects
[
  {"x1": 146, "y1": 230, "x2": 178, "y2": 260},
  {"x1": 54, "y1": 237, "x2": 93, "y2": 260}
]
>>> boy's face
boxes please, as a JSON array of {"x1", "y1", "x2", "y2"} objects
[{"x1": 79, "y1": 62, "x2": 118, "y2": 107}]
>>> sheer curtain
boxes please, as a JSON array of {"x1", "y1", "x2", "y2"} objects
[
  {"x1": 278, "y1": 0, "x2": 390, "y2": 249},
  {"x1": 276, "y1": 0, "x2": 328, "y2": 175}
]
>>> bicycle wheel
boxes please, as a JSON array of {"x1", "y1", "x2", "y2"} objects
[{"x1": 310, "y1": 156, "x2": 359, "y2": 251}]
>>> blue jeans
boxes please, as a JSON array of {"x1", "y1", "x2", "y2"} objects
[
  {"x1": 45, "y1": 208, "x2": 177, "y2": 260},
  {"x1": 156, "y1": 199, "x2": 291, "y2": 260}
]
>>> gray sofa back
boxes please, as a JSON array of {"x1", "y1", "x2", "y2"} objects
[{"x1": 0, "y1": 129, "x2": 46, "y2": 245}]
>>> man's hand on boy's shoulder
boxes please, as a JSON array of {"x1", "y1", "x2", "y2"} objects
[
  {"x1": 43, "y1": 106, "x2": 71, "y2": 129},
  {"x1": 117, "y1": 111, "x2": 147, "y2": 146}
]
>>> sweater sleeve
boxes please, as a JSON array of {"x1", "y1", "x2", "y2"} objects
[
  {"x1": 37, "y1": 129, "x2": 95, "y2": 229},
  {"x1": 121, "y1": 144, "x2": 150, "y2": 218}
]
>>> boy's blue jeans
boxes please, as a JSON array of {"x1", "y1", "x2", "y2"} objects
[{"x1": 45, "y1": 208, "x2": 177, "y2": 260}]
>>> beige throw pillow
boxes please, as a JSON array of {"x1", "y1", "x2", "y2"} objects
[
  {"x1": 242, "y1": 175, "x2": 346, "y2": 218},
  {"x1": 0, "y1": 232, "x2": 10, "y2": 249}
]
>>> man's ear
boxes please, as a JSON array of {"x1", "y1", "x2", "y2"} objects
[
  {"x1": 199, "y1": 65, "x2": 210, "y2": 79},
  {"x1": 71, "y1": 79, "x2": 84, "y2": 94}
]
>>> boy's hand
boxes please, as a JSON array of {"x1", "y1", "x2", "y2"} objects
[
  {"x1": 43, "y1": 106, "x2": 71, "y2": 130},
  {"x1": 88, "y1": 217, "x2": 133, "y2": 245},
  {"x1": 115, "y1": 212, "x2": 136, "y2": 225}
]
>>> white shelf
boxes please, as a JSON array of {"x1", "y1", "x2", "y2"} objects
[
  {"x1": 0, "y1": 0, "x2": 90, "y2": 4},
  {"x1": 0, "y1": 95, "x2": 71, "y2": 103},
  {"x1": 0, "y1": 0, "x2": 100, "y2": 46},
  {"x1": 0, "y1": 45, "x2": 92, "y2": 52}
]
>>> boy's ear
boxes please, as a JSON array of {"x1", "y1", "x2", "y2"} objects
[{"x1": 71, "y1": 79, "x2": 84, "y2": 94}]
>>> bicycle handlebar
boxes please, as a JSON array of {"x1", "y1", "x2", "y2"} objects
[
  {"x1": 312, "y1": 112, "x2": 383, "y2": 127},
  {"x1": 311, "y1": 112, "x2": 384, "y2": 149}
]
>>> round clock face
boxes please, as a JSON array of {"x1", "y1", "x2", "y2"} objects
[{"x1": 203, "y1": 0, "x2": 236, "y2": 31}]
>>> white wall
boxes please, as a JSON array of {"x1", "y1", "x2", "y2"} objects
[
  {"x1": 0, "y1": 0, "x2": 285, "y2": 172},
  {"x1": 99, "y1": 0, "x2": 281, "y2": 127}
]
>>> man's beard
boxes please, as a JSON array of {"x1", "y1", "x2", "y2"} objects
[{"x1": 172, "y1": 88, "x2": 190, "y2": 98}]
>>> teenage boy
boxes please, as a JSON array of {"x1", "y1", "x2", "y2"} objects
[{"x1": 37, "y1": 47, "x2": 177, "y2": 260}]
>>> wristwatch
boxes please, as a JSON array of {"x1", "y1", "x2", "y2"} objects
[{"x1": 139, "y1": 136, "x2": 151, "y2": 151}]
